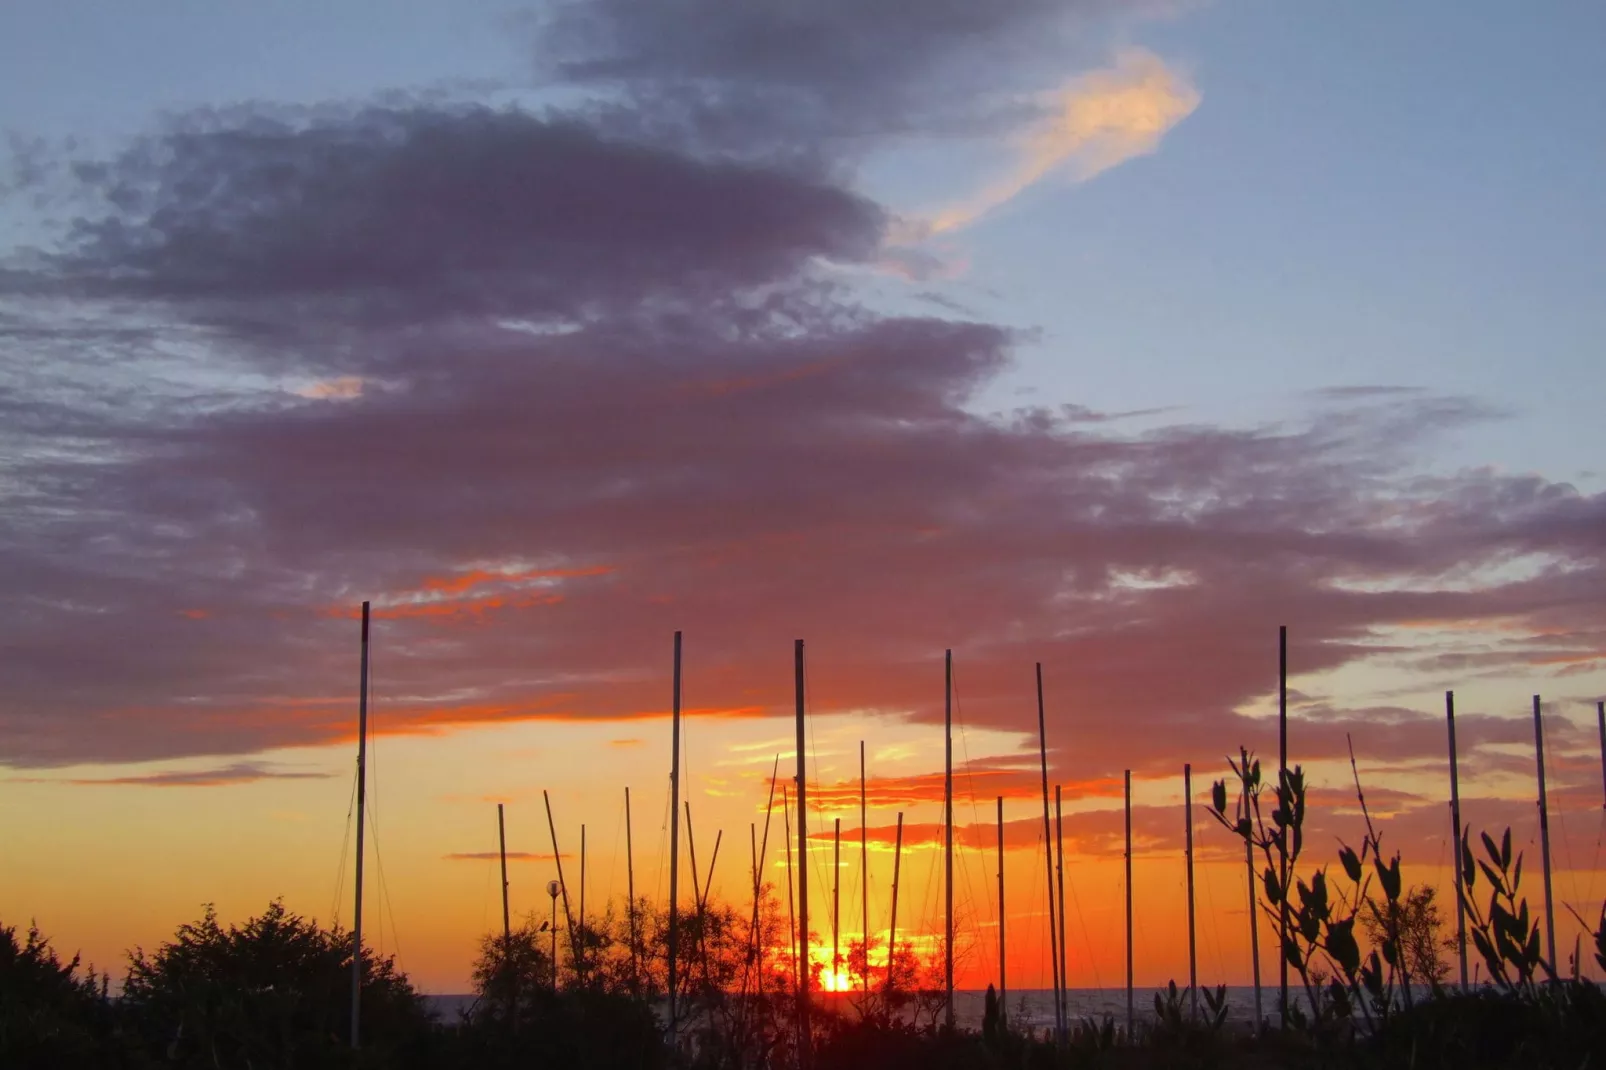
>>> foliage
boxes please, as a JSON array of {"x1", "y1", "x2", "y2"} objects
[
  {"x1": 119, "y1": 899, "x2": 432, "y2": 1069},
  {"x1": 1360, "y1": 884, "x2": 1450, "y2": 992},
  {"x1": 0, "y1": 921, "x2": 116, "y2": 1068},
  {"x1": 468, "y1": 912, "x2": 555, "y2": 1020},
  {"x1": 1453, "y1": 825, "x2": 1560, "y2": 1000}
]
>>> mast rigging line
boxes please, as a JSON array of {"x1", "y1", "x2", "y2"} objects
[
  {"x1": 364, "y1": 640, "x2": 406, "y2": 968},
  {"x1": 949, "y1": 666, "x2": 997, "y2": 964},
  {"x1": 330, "y1": 768, "x2": 359, "y2": 928}
]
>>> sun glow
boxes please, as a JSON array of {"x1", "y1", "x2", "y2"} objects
[{"x1": 819, "y1": 968, "x2": 855, "y2": 993}]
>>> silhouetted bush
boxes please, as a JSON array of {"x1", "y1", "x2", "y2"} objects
[
  {"x1": 0, "y1": 921, "x2": 118, "y2": 1068},
  {"x1": 118, "y1": 900, "x2": 433, "y2": 1069}
]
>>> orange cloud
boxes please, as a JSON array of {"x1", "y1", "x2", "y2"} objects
[
  {"x1": 443, "y1": 851, "x2": 571, "y2": 862},
  {"x1": 321, "y1": 564, "x2": 616, "y2": 623},
  {"x1": 808, "y1": 769, "x2": 1122, "y2": 811},
  {"x1": 57, "y1": 762, "x2": 331, "y2": 788},
  {"x1": 419, "y1": 565, "x2": 614, "y2": 596},
  {"x1": 926, "y1": 49, "x2": 1200, "y2": 234}
]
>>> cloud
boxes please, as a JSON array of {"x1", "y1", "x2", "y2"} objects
[
  {"x1": 19, "y1": 104, "x2": 883, "y2": 356},
  {"x1": 48, "y1": 762, "x2": 332, "y2": 788},
  {"x1": 926, "y1": 49, "x2": 1200, "y2": 233},
  {"x1": 1, "y1": 50, "x2": 1603, "y2": 795},
  {"x1": 531, "y1": 0, "x2": 1164, "y2": 150},
  {"x1": 807, "y1": 767, "x2": 1121, "y2": 812},
  {"x1": 443, "y1": 851, "x2": 571, "y2": 862}
]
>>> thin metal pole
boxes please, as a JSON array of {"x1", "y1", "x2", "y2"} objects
[
  {"x1": 542, "y1": 790, "x2": 575, "y2": 980},
  {"x1": 701, "y1": 828, "x2": 722, "y2": 989},
  {"x1": 350, "y1": 601, "x2": 370, "y2": 1051},
  {"x1": 784, "y1": 788, "x2": 797, "y2": 993},
  {"x1": 1184, "y1": 765, "x2": 1197, "y2": 1021},
  {"x1": 887, "y1": 811, "x2": 904, "y2": 994},
  {"x1": 579, "y1": 823, "x2": 587, "y2": 982},
  {"x1": 686, "y1": 802, "x2": 711, "y2": 990},
  {"x1": 704, "y1": 830, "x2": 721, "y2": 908},
  {"x1": 1055, "y1": 785, "x2": 1067, "y2": 1034},
  {"x1": 795, "y1": 638, "x2": 811, "y2": 1058},
  {"x1": 860, "y1": 740, "x2": 869, "y2": 994},
  {"x1": 1035, "y1": 664, "x2": 1063, "y2": 1040},
  {"x1": 1277, "y1": 624, "x2": 1289, "y2": 1028},
  {"x1": 997, "y1": 794, "x2": 1006, "y2": 1026},
  {"x1": 944, "y1": 648, "x2": 955, "y2": 1031},
  {"x1": 499, "y1": 804, "x2": 511, "y2": 946},
  {"x1": 1446, "y1": 692, "x2": 1468, "y2": 989},
  {"x1": 750, "y1": 823, "x2": 760, "y2": 995},
  {"x1": 833, "y1": 817, "x2": 841, "y2": 989},
  {"x1": 668, "y1": 631, "x2": 683, "y2": 1031},
  {"x1": 687, "y1": 803, "x2": 702, "y2": 914},
  {"x1": 1124, "y1": 770, "x2": 1134, "y2": 1038},
  {"x1": 1597, "y1": 700, "x2": 1605, "y2": 810},
  {"x1": 626, "y1": 786, "x2": 638, "y2": 994},
  {"x1": 749, "y1": 758, "x2": 780, "y2": 997},
  {"x1": 1244, "y1": 756, "x2": 1263, "y2": 1030},
  {"x1": 1533, "y1": 694, "x2": 1558, "y2": 974}
]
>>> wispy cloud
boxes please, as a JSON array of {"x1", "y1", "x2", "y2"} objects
[
  {"x1": 927, "y1": 49, "x2": 1200, "y2": 234},
  {"x1": 58, "y1": 762, "x2": 332, "y2": 788},
  {"x1": 443, "y1": 851, "x2": 570, "y2": 862}
]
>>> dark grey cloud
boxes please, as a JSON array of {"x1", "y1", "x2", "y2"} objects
[
  {"x1": 32, "y1": 762, "x2": 333, "y2": 788},
  {"x1": 15, "y1": 104, "x2": 882, "y2": 359},
  {"x1": 530, "y1": 0, "x2": 1152, "y2": 152}
]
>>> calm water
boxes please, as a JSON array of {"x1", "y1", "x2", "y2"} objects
[{"x1": 424, "y1": 986, "x2": 1276, "y2": 1031}]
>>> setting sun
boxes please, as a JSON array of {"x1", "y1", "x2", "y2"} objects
[{"x1": 819, "y1": 967, "x2": 856, "y2": 993}]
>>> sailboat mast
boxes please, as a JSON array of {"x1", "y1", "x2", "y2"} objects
[
  {"x1": 1035, "y1": 664, "x2": 1062, "y2": 1040},
  {"x1": 944, "y1": 648, "x2": 954, "y2": 1031},
  {"x1": 1184, "y1": 764, "x2": 1197, "y2": 1021},
  {"x1": 1277, "y1": 625, "x2": 1289, "y2": 1028},
  {"x1": 784, "y1": 788, "x2": 797, "y2": 993},
  {"x1": 668, "y1": 631, "x2": 683, "y2": 1032},
  {"x1": 795, "y1": 638, "x2": 811, "y2": 1058},
  {"x1": 832, "y1": 818, "x2": 841, "y2": 988},
  {"x1": 1243, "y1": 752, "x2": 1263, "y2": 1030},
  {"x1": 579, "y1": 824, "x2": 587, "y2": 982},
  {"x1": 1533, "y1": 694, "x2": 1558, "y2": 972},
  {"x1": 349, "y1": 600, "x2": 370, "y2": 1051},
  {"x1": 498, "y1": 803, "x2": 511, "y2": 946},
  {"x1": 1446, "y1": 692, "x2": 1467, "y2": 989},
  {"x1": 996, "y1": 795, "x2": 1006, "y2": 1025},
  {"x1": 1597, "y1": 701, "x2": 1605, "y2": 810},
  {"x1": 626, "y1": 786, "x2": 638, "y2": 993},
  {"x1": 887, "y1": 811, "x2": 904, "y2": 994},
  {"x1": 1055, "y1": 784, "x2": 1067, "y2": 1032},
  {"x1": 748, "y1": 757, "x2": 780, "y2": 997},
  {"x1": 542, "y1": 790, "x2": 575, "y2": 980},
  {"x1": 860, "y1": 740, "x2": 868, "y2": 993},
  {"x1": 1124, "y1": 770, "x2": 1133, "y2": 1037}
]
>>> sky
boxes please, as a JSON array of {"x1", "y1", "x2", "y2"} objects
[{"x1": 1, "y1": 0, "x2": 1604, "y2": 995}]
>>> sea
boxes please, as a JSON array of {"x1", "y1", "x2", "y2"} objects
[{"x1": 423, "y1": 986, "x2": 1275, "y2": 1033}]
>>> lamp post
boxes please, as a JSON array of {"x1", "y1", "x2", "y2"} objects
[{"x1": 547, "y1": 879, "x2": 562, "y2": 992}]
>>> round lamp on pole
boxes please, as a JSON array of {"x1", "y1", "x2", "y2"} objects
[{"x1": 546, "y1": 880, "x2": 562, "y2": 991}]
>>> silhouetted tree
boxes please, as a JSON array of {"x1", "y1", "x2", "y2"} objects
[
  {"x1": 1363, "y1": 883, "x2": 1450, "y2": 992},
  {"x1": 119, "y1": 900, "x2": 430, "y2": 1069},
  {"x1": 0, "y1": 921, "x2": 116, "y2": 1068},
  {"x1": 448, "y1": 914, "x2": 663, "y2": 1070}
]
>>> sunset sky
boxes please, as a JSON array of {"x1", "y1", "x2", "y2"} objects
[{"x1": 2, "y1": 0, "x2": 1604, "y2": 996}]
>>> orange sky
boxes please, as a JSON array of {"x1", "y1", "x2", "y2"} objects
[{"x1": 4, "y1": 626, "x2": 1602, "y2": 994}]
